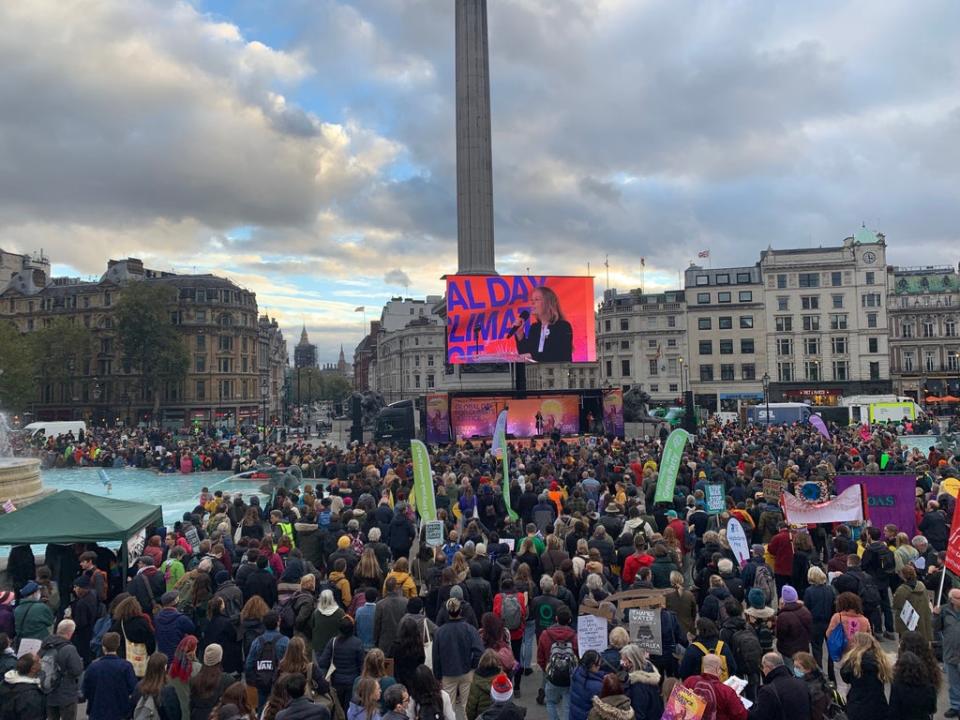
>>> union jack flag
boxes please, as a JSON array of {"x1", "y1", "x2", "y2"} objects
[{"x1": 698, "y1": 249, "x2": 710, "y2": 258}]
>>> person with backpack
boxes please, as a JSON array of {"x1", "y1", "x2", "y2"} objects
[
  {"x1": 681, "y1": 653, "x2": 747, "y2": 720},
  {"x1": 38, "y1": 619, "x2": 83, "y2": 720},
  {"x1": 493, "y1": 578, "x2": 527, "y2": 694},
  {"x1": 536, "y1": 605, "x2": 578, "y2": 720},
  {"x1": 619, "y1": 644, "x2": 662, "y2": 720},
  {"x1": 859, "y1": 526, "x2": 896, "y2": 639},
  {"x1": 154, "y1": 592, "x2": 195, "y2": 661},
  {"x1": 81, "y1": 632, "x2": 138, "y2": 720},
  {"x1": 719, "y1": 600, "x2": 763, "y2": 701},
  {"x1": 743, "y1": 589, "x2": 776, "y2": 654},
  {"x1": 678, "y1": 618, "x2": 738, "y2": 681},
  {"x1": 774, "y1": 585, "x2": 812, "y2": 659},
  {"x1": 245, "y1": 611, "x2": 290, "y2": 712},
  {"x1": 831, "y1": 554, "x2": 881, "y2": 635}
]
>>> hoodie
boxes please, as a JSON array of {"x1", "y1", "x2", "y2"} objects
[
  {"x1": 0, "y1": 670, "x2": 44, "y2": 720},
  {"x1": 624, "y1": 666, "x2": 663, "y2": 720},
  {"x1": 893, "y1": 581, "x2": 933, "y2": 641},
  {"x1": 587, "y1": 694, "x2": 635, "y2": 720}
]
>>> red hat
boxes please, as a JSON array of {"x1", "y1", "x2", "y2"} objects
[
  {"x1": 490, "y1": 673, "x2": 513, "y2": 702},
  {"x1": 550, "y1": 480, "x2": 559, "y2": 491}
]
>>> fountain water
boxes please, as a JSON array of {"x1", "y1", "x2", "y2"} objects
[{"x1": 0, "y1": 412, "x2": 48, "y2": 510}]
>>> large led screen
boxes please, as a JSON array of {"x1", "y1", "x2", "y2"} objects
[
  {"x1": 446, "y1": 275, "x2": 596, "y2": 364},
  {"x1": 450, "y1": 395, "x2": 580, "y2": 438}
]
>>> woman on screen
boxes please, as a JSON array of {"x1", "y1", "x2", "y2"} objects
[{"x1": 514, "y1": 286, "x2": 573, "y2": 362}]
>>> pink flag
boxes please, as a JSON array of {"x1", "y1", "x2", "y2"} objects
[
  {"x1": 859, "y1": 425, "x2": 872, "y2": 442},
  {"x1": 809, "y1": 414, "x2": 830, "y2": 440}
]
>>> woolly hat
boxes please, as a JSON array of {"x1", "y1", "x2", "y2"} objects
[
  {"x1": 781, "y1": 585, "x2": 798, "y2": 603},
  {"x1": 203, "y1": 643, "x2": 223, "y2": 666},
  {"x1": 337, "y1": 535, "x2": 351, "y2": 549},
  {"x1": 665, "y1": 510, "x2": 678, "y2": 519},
  {"x1": 490, "y1": 673, "x2": 513, "y2": 702},
  {"x1": 747, "y1": 588, "x2": 766, "y2": 609}
]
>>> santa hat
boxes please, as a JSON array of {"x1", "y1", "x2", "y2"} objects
[{"x1": 490, "y1": 673, "x2": 513, "y2": 703}]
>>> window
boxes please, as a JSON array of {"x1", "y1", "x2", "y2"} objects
[
  {"x1": 831, "y1": 271, "x2": 842, "y2": 287},
  {"x1": 868, "y1": 337, "x2": 879, "y2": 353},
  {"x1": 620, "y1": 340, "x2": 630, "y2": 350},
  {"x1": 195, "y1": 355, "x2": 206, "y2": 372},
  {"x1": 738, "y1": 291, "x2": 753, "y2": 302},
  {"x1": 831, "y1": 294, "x2": 844, "y2": 309},
  {"x1": 218, "y1": 357, "x2": 233, "y2": 373},
  {"x1": 805, "y1": 361, "x2": 821, "y2": 381},
  {"x1": 869, "y1": 361, "x2": 880, "y2": 380},
  {"x1": 799, "y1": 273, "x2": 820, "y2": 288},
  {"x1": 668, "y1": 358, "x2": 678, "y2": 373},
  {"x1": 718, "y1": 292, "x2": 732, "y2": 303},
  {"x1": 778, "y1": 362, "x2": 794, "y2": 382},
  {"x1": 669, "y1": 383, "x2": 679, "y2": 392},
  {"x1": 741, "y1": 339, "x2": 755, "y2": 354},
  {"x1": 867, "y1": 312, "x2": 877, "y2": 328},
  {"x1": 650, "y1": 385, "x2": 659, "y2": 392},
  {"x1": 649, "y1": 359, "x2": 658, "y2": 375},
  {"x1": 833, "y1": 361, "x2": 849, "y2": 380},
  {"x1": 777, "y1": 296, "x2": 789, "y2": 311},
  {"x1": 736, "y1": 272, "x2": 751, "y2": 283},
  {"x1": 696, "y1": 275, "x2": 709, "y2": 286},
  {"x1": 802, "y1": 315, "x2": 820, "y2": 331},
  {"x1": 777, "y1": 274, "x2": 787, "y2": 289},
  {"x1": 829, "y1": 314, "x2": 848, "y2": 330},
  {"x1": 740, "y1": 315, "x2": 754, "y2": 329},
  {"x1": 667, "y1": 316, "x2": 676, "y2": 328},
  {"x1": 742, "y1": 363, "x2": 756, "y2": 380},
  {"x1": 903, "y1": 352, "x2": 915, "y2": 372},
  {"x1": 196, "y1": 381, "x2": 205, "y2": 400},
  {"x1": 947, "y1": 320, "x2": 957, "y2": 337},
  {"x1": 606, "y1": 360, "x2": 613, "y2": 376},
  {"x1": 219, "y1": 380, "x2": 233, "y2": 400},
  {"x1": 948, "y1": 353, "x2": 959, "y2": 371},
  {"x1": 699, "y1": 341, "x2": 713, "y2": 355},
  {"x1": 865, "y1": 271, "x2": 875, "y2": 284},
  {"x1": 902, "y1": 322, "x2": 913, "y2": 338},
  {"x1": 831, "y1": 337, "x2": 848, "y2": 354},
  {"x1": 720, "y1": 340, "x2": 734, "y2": 354},
  {"x1": 777, "y1": 338, "x2": 793, "y2": 356},
  {"x1": 697, "y1": 293, "x2": 710, "y2": 304},
  {"x1": 923, "y1": 321, "x2": 935, "y2": 338},
  {"x1": 700, "y1": 365, "x2": 714, "y2": 381},
  {"x1": 218, "y1": 335, "x2": 233, "y2": 351},
  {"x1": 804, "y1": 338, "x2": 820, "y2": 355},
  {"x1": 667, "y1": 338, "x2": 677, "y2": 348},
  {"x1": 720, "y1": 364, "x2": 735, "y2": 381},
  {"x1": 925, "y1": 353, "x2": 936, "y2": 372},
  {"x1": 605, "y1": 320, "x2": 611, "y2": 332},
  {"x1": 698, "y1": 318, "x2": 712, "y2": 330},
  {"x1": 718, "y1": 316, "x2": 733, "y2": 330},
  {"x1": 716, "y1": 273, "x2": 730, "y2": 285},
  {"x1": 414, "y1": 375, "x2": 421, "y2": 388},
  {"x1": 801, "y1": 296, "x2": 819, "y2": 310},
  {"x1": 775, "y1": 316, "x2": 792, "y2": 332},
  {"x1": 620, "y1": 319, "x2": 629, "y2": 331},
  {"x1": 104, "y1": 291, "x2": 112, "y2": 306},
  {"x1": 196, "y1": 334, "x2": 206, "y2": 351},
  {"x1": 648, "y1": 339, "x2": 657, "y2": 348},
  {"x1": 862, "y1": 293, "x2": 881, "y2": 307},
  {"x1": 427, "y1": 355, "x2": 434, "y2": 366}
]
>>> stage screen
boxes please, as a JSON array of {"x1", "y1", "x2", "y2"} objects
[
  {"x1": 446, "y1": 275, "x2": 596, "y2": 364},
  {"x1": 450, "y1": 395, "x2": 580, "y2": 438}
]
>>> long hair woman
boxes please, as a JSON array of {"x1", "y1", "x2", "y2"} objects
[
  {"x1": 203, "y1": 596, "x2": 242, "y2": 674},
  {"x1": 387, "y1": 617, "x2": 425, "y2": 690},
  {"x1": 278, "y1": 636, "x2": 323, "y2": 699},
  {"x1": 188, "y1": 644, "x2": 232, "y2": 720},
  {"x1": 239, "y1": 506, "x2": 264, "y2": 540},
  {"x1": 888, "y1": 650, "x2": 938, "y2": 720},
  {"x1": 514, "y1": 285, "x2": 573, "y2": 362},
  {"x1": 110, "y1": 595, "x2": 156, "y2": 662},
  {"x1": 239, "y1": 595, "x2": 269, "y2": 660},
  {"x1": 353, "y1": 548, "x2": 384, "y2": 593},
  {"x1": 479, "y1": 612, "x2": 515, "y2": 673},
  {"x1": 130, "y1": 652, "x2": 179, "y2": 720},
  {"x1": 261, "y1": 673, "x2": 293, "y2": 720},
  {"x1": 838, "y1": 632, "x2": 893, "y2": 720},
  {"x1": 408, "y1": 664, "x2": 455, "y2": 720},
  {"x1": 310, "y1": 589, "x2": 346, "y2": 657},
  {"x1": 168, "y1": 635, "x2": 200, "y2": 720},
  {"x1": 897, "y1": 630, "x2": 941, "y2": 692},
  {"x1": 210, "y1": 681, "x2": 257, "y2": 720},
  {"x1": 347, "y1": 677, "x2": 383, "y2": 720}
]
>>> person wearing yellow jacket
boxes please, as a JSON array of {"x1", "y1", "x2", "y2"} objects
[{"x1": 383, "y1": 557, "x2": 417, "y2": 599}]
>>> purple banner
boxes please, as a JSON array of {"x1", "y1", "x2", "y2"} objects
[{"x1": 834, "y1": 475, "x2": 916, "y2": 536}]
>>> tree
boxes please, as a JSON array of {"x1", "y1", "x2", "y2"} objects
[
  {"x1": 115, "y1": 282, "x2": 189, "y2": 420},
  {"x1": 0, "y1": 322, "x2": 37, "y2": 415},
  {"x1": 291, "y1": 368, "x2": 353, "y2": 404}
]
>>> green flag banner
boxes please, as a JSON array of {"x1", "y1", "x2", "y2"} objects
[
  {"x1": 654, "y1": 428, "x2": 690, "y2": 504},
  {"x1": 492, "y1": 410, "x2": 518, "y2": 521},
  {"x1": 410, "y1": 439, "x2": 437, "y2": 522}
]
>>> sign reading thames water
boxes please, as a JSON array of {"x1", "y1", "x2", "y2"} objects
[{"x1": 446, "y1": 275, "x2": 596, "y2": 364}]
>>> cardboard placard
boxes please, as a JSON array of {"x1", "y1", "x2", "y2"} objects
[
  {"x1": 424, "y1": 521, "x2": 445, "y2": 547},
  {"x1": 628, "y1": 607, "x2": 662, "y2": 655},
  {"x1": 577, "y1": 613, "x2": 608, "y2": 655},
  {"x1": 762, "y1": 478, "x2": 786, "y2": 504}
]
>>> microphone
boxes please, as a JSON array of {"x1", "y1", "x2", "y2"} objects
[{"x1": 506, "y1": 310, "x2": 531, "y2": 338}]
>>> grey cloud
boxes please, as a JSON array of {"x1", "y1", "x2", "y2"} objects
[{"x1": 383, "y1": 269, "x2": 411, "y2": 287}]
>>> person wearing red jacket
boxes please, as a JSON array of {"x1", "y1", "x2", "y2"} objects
[
  {"x1": 682, "y1": 653, "x2": 748, "y2": 720},
  {"x1": 766, "y1": 523, "x2": 794, "y2": 593},
  {"x1": 621, "y1": 535, "x2": 654, "y2": 587},
  {"x1": 493, "y1": 577, "x2": 528, "y2": 693}
]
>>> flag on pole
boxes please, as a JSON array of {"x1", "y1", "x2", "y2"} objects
[
  {"x1": 410, "y1": 440, "x2": 437, "y2": 522},
  {"x1": 698, "y1": 250, "x2": 710, "y2": 258},
  {"x1": 354, "y1": 306, "x2": 365, "y2": 312},
  {"x1": 491, "y1": 410, "x2": 518, "y2": 521},
  {"x1": 654, "y1": 428, "x2": 690, "y2": 503}
]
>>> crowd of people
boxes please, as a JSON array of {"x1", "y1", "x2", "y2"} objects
[{"x1": 2, "y1": 414, "x2": 960, "y2": 720}]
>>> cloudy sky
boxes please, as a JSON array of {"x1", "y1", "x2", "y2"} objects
[{"x1": 1, "y1": 1, "x2": 959, "y2": 363}]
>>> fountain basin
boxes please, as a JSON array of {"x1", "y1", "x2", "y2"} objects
[{"x1": 0, "y1": 458, "x2": 51, "y2": 509}]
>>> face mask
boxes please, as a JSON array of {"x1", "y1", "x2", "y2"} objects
[{"x1": 793, "y1": 667, "x2": 805, "y2": 678}]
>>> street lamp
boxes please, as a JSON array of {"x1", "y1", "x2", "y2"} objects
[
  {"x1": 762, "y1": 372, "x2": 771, "y2": 429},
  {"x1": 678, "y1": 358, "x2": 684, "y2": 396}
]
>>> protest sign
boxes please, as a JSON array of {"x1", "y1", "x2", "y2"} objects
[
  {"x1": 425, "y1": 521, "x2": 445, "y2": 547},
  {"x1": 628, "y1": 608, "x2": 662, "y2": 655},
  {"x1": 726, "y1": 518, "x2": 750, "y2": 567},
  {"x1": 762, "y1": 478, "x2": 785, "y2": 504},
  {"x1": 576, "y1": 613, "x2": 608, "y2": 655},
  {"x1": 705, "y1": 484, "x2": 725, "y2": 515}
]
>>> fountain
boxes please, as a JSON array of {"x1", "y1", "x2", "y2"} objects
[{"x1": 0, "y1": 413, "x2": 49, "y2": 510}]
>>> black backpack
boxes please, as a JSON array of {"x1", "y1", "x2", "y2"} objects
[
  {"x1": 278, "y1": 597, "x2": 297, "y2": 638},
  {"x1": 251, "y1": 638, "x2": 277, "y2": 690},
  {"x1": 416, "y1": 702, "x2": 443, "y2": 720},
  {"x1": 730, "y1": 627, "x2": 763, "y2": 676}
]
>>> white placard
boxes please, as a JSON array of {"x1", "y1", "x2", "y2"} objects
[
  {"x1": 577, "y1": 613, "x2": 608, "y2": 655},
  {"x1": 726, "y1": 518, "x2": 750, "y2": 567},
  {"x1": 425, "y1": 521, "x2": 445, "y2": 547},
  {"x1": 501, "y1": 538, "x2": 515, "y2": 551},
  {"x1": 17, "y1": 638, "x2": 41, "y2": 658},
  {"x1": 127, "y1": 526, "x2": 147, "y2": 563},
  {"x1": 913, "y1": 556, "x2": 926, "y2": 570},
  {"x1": 900, "y1": 599, "x2": 920, "y2": 632}
]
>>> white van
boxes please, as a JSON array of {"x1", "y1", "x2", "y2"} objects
[{"x1": 23, "y1": 421, "x2": 87, "y2": 440}]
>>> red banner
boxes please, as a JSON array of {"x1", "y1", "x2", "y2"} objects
[
  {"x1": 446, "y1": 275, "x2": 596, "y2": 364},
  {"x1": 946, "y1": 523, "x2": 960, "y2": 577}
]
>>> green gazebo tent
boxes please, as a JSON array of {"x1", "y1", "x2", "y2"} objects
[{"x1": 0, "y1": 490, "x2": 163, "y2": 586}]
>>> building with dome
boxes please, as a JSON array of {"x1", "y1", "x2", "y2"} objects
[{"x1": 293, "y1": 325, "x2": 318, "y2": 369}]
